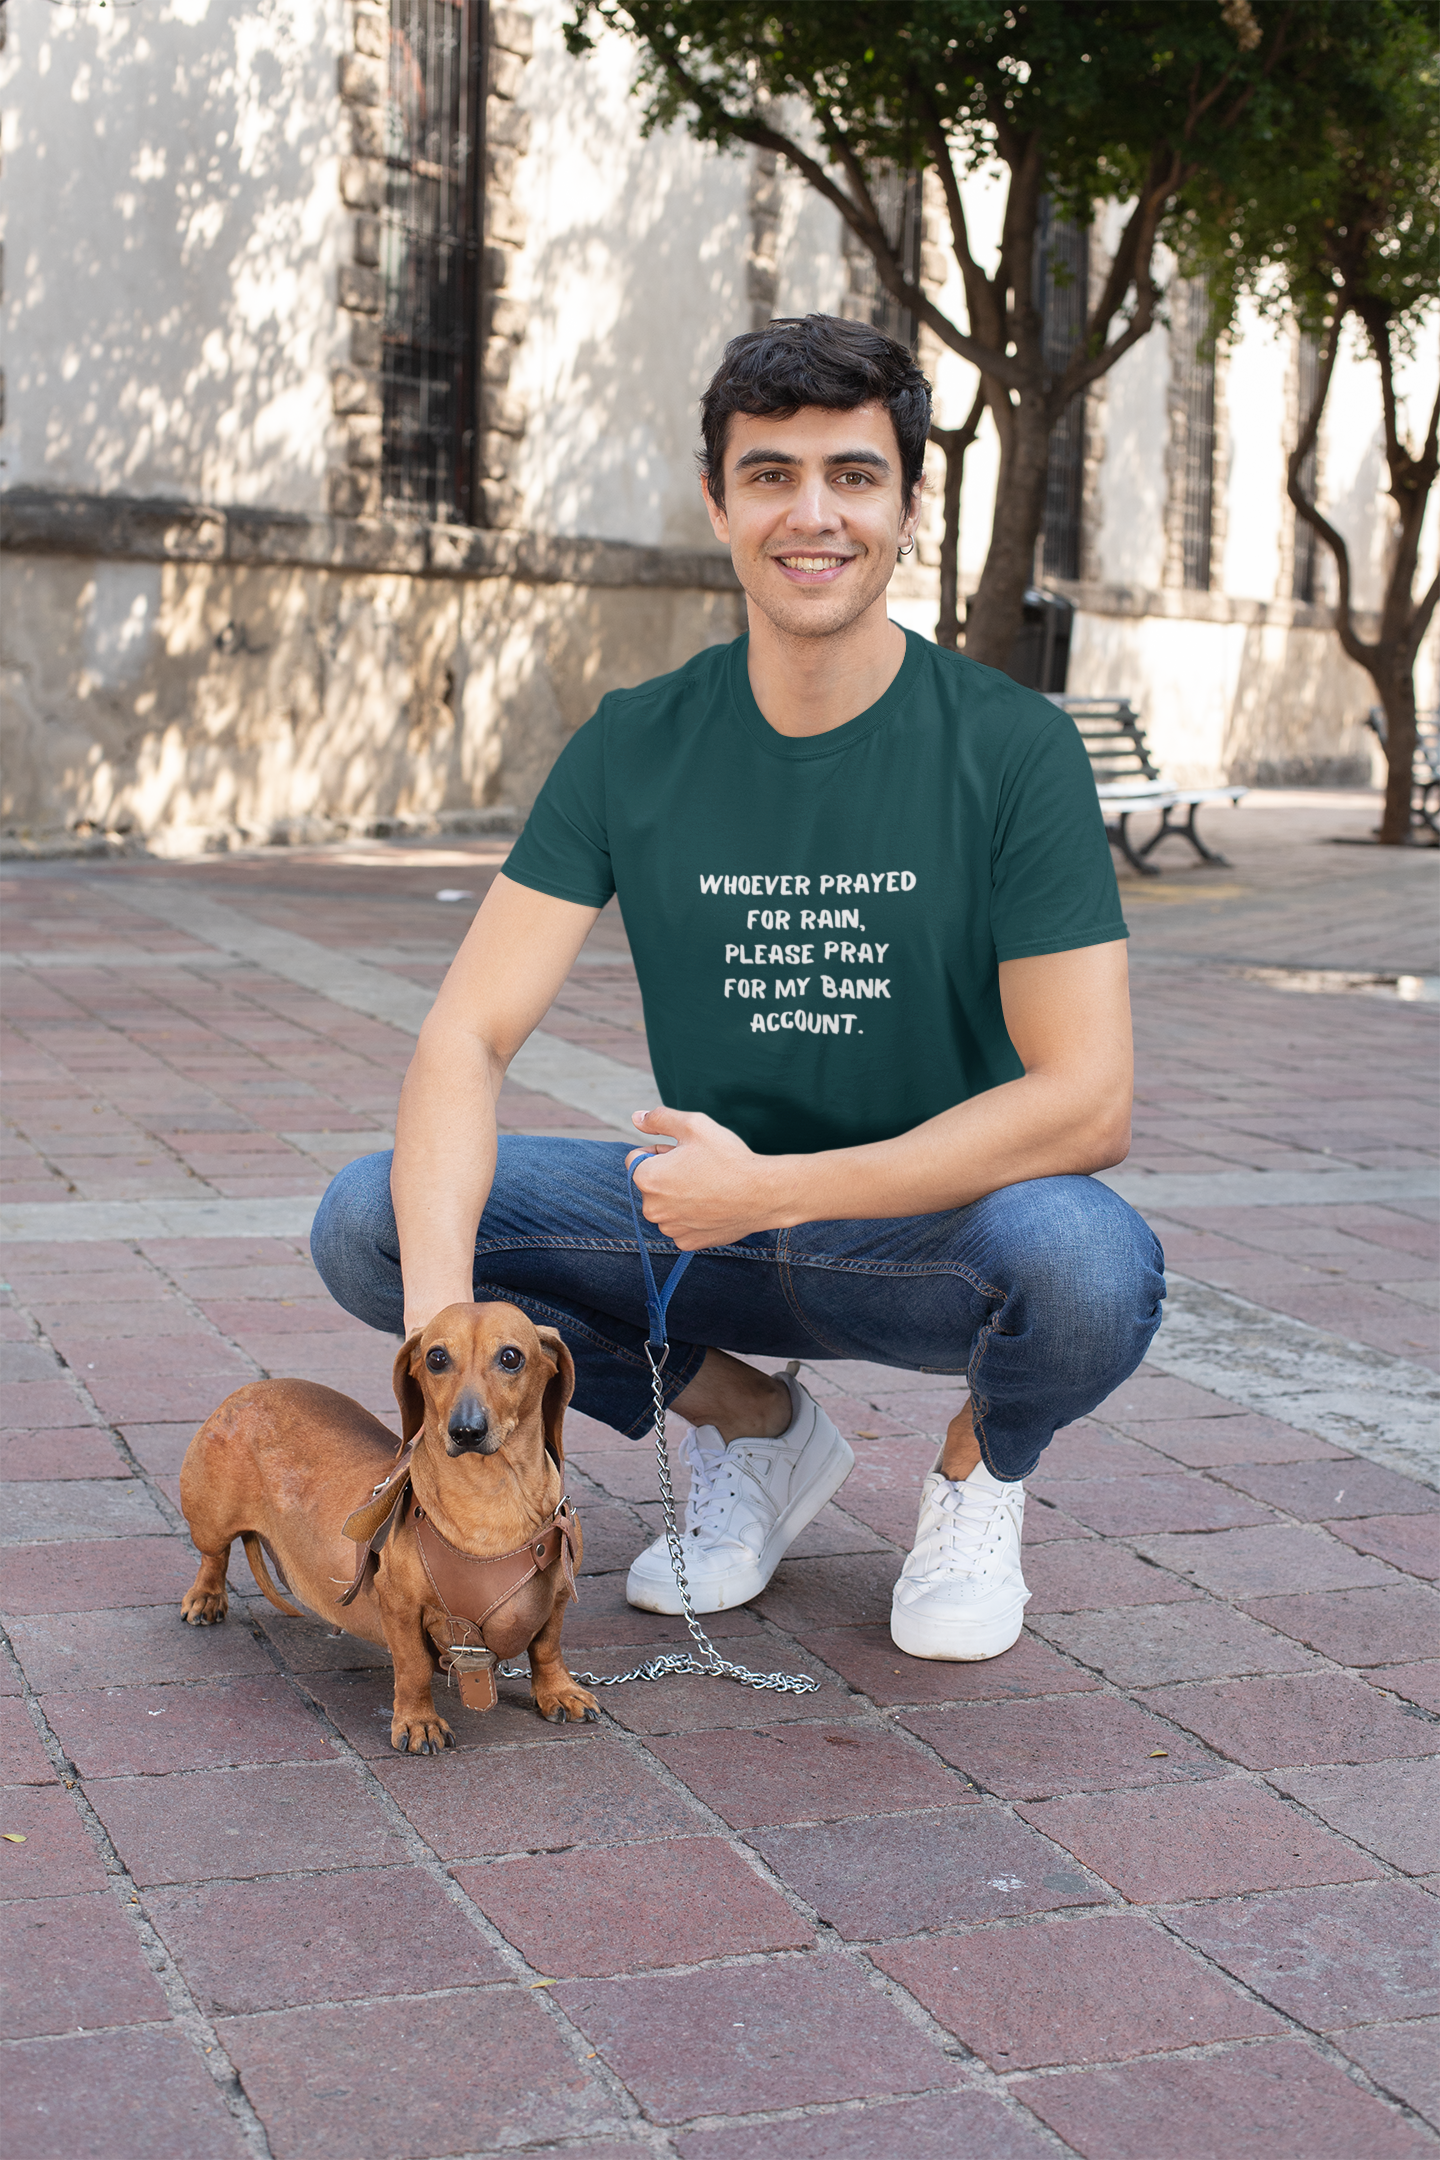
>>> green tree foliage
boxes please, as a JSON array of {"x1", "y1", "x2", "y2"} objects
[
  {"x1": 565, "y1": 0, "x2": 1304, "y2": 665},
  {"x1": 1191, "y1": 0, "x2": 1439, "y2": 845}
]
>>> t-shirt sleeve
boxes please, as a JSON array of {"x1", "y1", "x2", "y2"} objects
[
  {"x1": 501, "y1": 708, "x2": 616, "y2": 909},
  {"x1": 989, "y1": 712, "x2": 1128, "y2": 961}
]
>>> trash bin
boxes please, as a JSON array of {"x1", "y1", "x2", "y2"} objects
[{"x1": 1001, "y1": 588, "x2": 1073, "y2": 693}]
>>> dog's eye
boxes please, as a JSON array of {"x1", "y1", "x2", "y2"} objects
[
  {"x1": 497, "y1": 1346, "x2": 525, "y2": 1373},
  {"x1": 425, "y1": 1347, "x2": 450, "y2": 1372}
]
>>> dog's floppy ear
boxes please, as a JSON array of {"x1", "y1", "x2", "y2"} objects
[
  {"x1": 391, "y1": 1332, "x2": 425, "y2": 1446},
  {"x1": 533, "y1": 1326, "x2": 574, "y2": 1472}
]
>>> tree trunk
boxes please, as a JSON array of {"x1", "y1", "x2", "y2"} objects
[
  {"x1": 935, "y1": 434, "x2": 965, "y2": 651},
  {"x1": 931, "y1": 390, "x2": 985, "y2": 652},
  {"x1": 959, "y1": 392, "x2": 1052, "y2": 668},
  {"x1": 1375, "y1": 668, "x2": 1419, "y2": 846}
]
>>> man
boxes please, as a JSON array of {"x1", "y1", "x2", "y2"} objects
[{"x1": 312, "y1": 314, "x2": 1164, "y2": 1663}]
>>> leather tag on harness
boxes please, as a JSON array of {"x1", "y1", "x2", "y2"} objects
[{"x1": 442, "y1": 1646, "x2": 499, "y2": 1713}]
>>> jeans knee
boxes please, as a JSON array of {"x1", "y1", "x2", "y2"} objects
[
  {"x1": 309, "y1": 1151, "x2": 403, "y2": 1333},
  {"x1": 987, "y1": 1177, "x2": 1164, "y2": 1345}
]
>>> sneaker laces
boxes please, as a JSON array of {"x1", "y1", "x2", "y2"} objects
[
  {"x1": 679, "y1": 1426, "x2": 739, "y2": 1539},
  {"x1": 926, "y1": 1477, "x2": 1011, "y2": 1575}
]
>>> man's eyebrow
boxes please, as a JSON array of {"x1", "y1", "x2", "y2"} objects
[{"x1": 732, "y1": 446, "x2": 893, "y2": 473}]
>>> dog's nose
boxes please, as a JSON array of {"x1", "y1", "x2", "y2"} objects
[{"x1": 446, "y1": 1395, "x2": 493, "y2": 1454}]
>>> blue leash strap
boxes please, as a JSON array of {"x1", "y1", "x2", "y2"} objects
[{"x1": 626, "y1": 1154, "x2": 695, "y2": 1352}]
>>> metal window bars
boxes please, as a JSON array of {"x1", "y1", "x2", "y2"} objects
[
  {"x1": 381, "y1": 0, "x2": 485, "y2": 522},
  {"x1": 845, "y1": 169, "x2": 924, "y2": 354},
  {"x1": 1171, "y1": 278, "x2": 1217, "y2": 592}
]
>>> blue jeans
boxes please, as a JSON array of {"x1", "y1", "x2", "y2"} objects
[{"x1": 310, "y1": 1139, "x2": 1164, "y2": 1483}]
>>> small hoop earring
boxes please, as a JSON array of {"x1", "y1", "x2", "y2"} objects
[{"x1": 898, "y1": 537, "x2": 915, "y2": 558}]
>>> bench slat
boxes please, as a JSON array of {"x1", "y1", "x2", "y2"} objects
[{"x1": 1048, "y1": 692, "x2": 1244, "y2": 874}]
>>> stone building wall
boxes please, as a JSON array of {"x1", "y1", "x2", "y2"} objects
[
  {"x1": 2, "y1": 0, "x2": 1435, "y2": 850},
  {"x1": 0, "y1": 503, "x2": 743, "y2": 855}
]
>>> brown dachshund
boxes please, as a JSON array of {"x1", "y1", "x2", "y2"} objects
[{"x1": 178, "y1": 1303, "x2": 599, "y2": 1752}]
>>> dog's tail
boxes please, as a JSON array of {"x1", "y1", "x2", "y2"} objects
[{"x1": 240, "y1": 1532, "x2": 307, "y2": 1619}]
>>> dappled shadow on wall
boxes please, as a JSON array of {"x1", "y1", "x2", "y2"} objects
[
  {"x1": 13, "y1": 2, "x2": 340, "y2": 509},
  {"x1": 514, "y1": 46, "x2": 749, "y2": 552}
]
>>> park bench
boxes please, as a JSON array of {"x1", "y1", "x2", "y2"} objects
[
  {"x1": 1366, "y1": 706, "x2": 1440, "y2": 843},
  {"x1": 1047, "y1": 693, "x2": 1247, "y2": 877}
]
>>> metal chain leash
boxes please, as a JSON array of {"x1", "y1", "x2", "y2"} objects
[
  {"x1": 565, "y1": 1343, "x2": 818, "y2": 1694},
  {"x1": 498, "y1": 1162, "x2": 821, "y2": 1696}
]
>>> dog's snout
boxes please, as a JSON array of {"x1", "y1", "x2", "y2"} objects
[{"x1": 446, "y1": 1394, "x2": 495, "y2": 1456}]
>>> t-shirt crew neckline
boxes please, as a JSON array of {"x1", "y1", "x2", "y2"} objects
[{"x1": 727, "y1": 623, "x2": 924, "y2": 762}]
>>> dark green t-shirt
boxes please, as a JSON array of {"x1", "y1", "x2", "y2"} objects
[{"x1": 503, "y1": 629, "x2": 1126, "y2": 1156}]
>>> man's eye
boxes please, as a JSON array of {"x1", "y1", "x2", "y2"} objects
[
  {"x1": 497, "y1": 1346, "x2": 525, "y2": 1373},
  {"x1": 425, "y1": 1347, "x2": 450, "y2": 1372}
]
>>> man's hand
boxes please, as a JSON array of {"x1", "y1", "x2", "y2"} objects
[{"x1": 626, "y1": 1108, "x2": 786, "y2": 1250}]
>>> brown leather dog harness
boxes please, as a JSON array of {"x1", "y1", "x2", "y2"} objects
[{"x1": 334, "y1": 1441, "x2": 579, "y2": 1711}]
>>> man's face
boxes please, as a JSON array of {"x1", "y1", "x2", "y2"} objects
[{"x1": 703, "y1": 401, "x2": 921, "y2": 640}]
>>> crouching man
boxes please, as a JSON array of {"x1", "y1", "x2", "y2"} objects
[{"x1": 312, "y1": 314, "x2": 1164, "y2": 1661}]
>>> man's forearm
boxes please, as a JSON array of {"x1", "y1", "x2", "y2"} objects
[
  {"x1": 760, "y1": 1064, "x2": 1129, "y2": 1229},
  {"x1": 763, "y1": 938, "x2": 1134, "y2": 1227},
  {"x1": 391, "y1": 1018, "x2": 503, "y2": 1334},
  {"x1": 627, "y1": 942, "x2": 1135, "y2": 1250},
  {"x1": 388, "y1": 877, "x2": 602, "y2": 1333}
]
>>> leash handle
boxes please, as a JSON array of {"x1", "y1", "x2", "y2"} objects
[{"x1": 626, "y1": 1154, "x2": 695, "y2": 1349}]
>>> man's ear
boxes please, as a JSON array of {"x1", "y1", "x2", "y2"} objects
[
  {"x1": 700, "y1": 468, "x2": 729, "y2": 544},
  {"x1": 533, "y1": 1326, "x2": 575, "y2": 1472},
  {"x1": 391, "y1": 1333, "x2": 425, "y2": 1446}
]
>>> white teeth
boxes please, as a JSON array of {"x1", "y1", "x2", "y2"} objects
[{"x1": 779, "y1": 556, "x2": 846, "y2": 571}]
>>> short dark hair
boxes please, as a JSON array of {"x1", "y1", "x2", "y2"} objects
[{"x1": 700, "y1": 314, "x2": 932, "y2": 510}]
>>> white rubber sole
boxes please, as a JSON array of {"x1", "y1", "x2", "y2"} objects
[
  {"x1": 889, "y1": 1594, "x2": 1029, "y2": 1662},
  {"x1": 625, "y1": 1429, "x2": 856, "y2": 1615}
]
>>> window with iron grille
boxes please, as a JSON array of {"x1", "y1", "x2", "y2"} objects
[
  {"x1": 1170, "y1": 278, "x2": 1217, "y2": 591},
  {"x1": 1292, "y1": 331, "x2": 1321, "y2": 603},
  {"x1": 844, "y1": 170, "x2": 924, "y2": 353},
  {"x1": 1035, "y1": 199, "x2": 1089, "y2": 584},
  {"x1": 381, "y1": 0, "x2": 486, "y2": 522}
]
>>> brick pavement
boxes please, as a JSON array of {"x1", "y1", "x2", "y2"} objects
[{"x1": 1, "y1": 793, "x2": 1437, "y2": 2158}]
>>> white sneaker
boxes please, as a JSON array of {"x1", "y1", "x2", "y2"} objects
[
  {"x1": 890, "y1": 1455, "x2": 1030, "y2": 1660},
  {"x1": 625, "y1": 1373, "x2": 855, "y2": 1614}
]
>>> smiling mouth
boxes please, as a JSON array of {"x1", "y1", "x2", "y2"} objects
[{"x1": 774, "y1": 553, "x2": 854, "y2": 573}]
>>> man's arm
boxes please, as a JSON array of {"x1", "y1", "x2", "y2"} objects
[
  {"x1": 391, "y1": 872, "x2": 601, "y2": 1333},
  {"x1": 628, "y1": 940, "x2": 1133, "y2": 1248}
]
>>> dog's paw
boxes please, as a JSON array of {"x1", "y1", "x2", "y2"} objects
[
  {"x1": 533, "y1": 1678, "x2": 601, "y2": 1725},
  {"x1": 390, "y1": 1711, "x2": 455, "y2": 1756},
  {"x1": 179, "y1": 1587, "x2": 228, "y2": 1627}
]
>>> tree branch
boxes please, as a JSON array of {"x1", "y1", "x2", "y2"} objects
[
  {"x1": 1403, "y1": 568, "x2": 1440, "y2": 666},
  {"x1": 916, "y1": 93, "x2": 1004, "y2": 353},
  {"x1": 1081, "y1": 147, "x2": 1180, "y2": 351},
  {"x1": 997, "y1": 130, "x2": 1046, "y2": 359},
  {"x1": 1049, "y1": 149, "x2": 1182, "y2": 414},
  {"x1": 647, "y1": 50, "x2": 1020, "y2": 385},
  {"x1": 1422, "y1": 375, "x2": 1440, "y2": 475},
  {"x1": 932, "y1": 382, "x2": 988, "y2": 650},
  {"x1": 1287, "y1": 308, "x2": 1376, "y2": 670}
]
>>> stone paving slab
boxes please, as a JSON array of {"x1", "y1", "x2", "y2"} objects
[{"x1": 2, "y1": 812, "x2": 1437, "y2": 2156}]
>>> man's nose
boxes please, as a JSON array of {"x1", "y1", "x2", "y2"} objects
[
  {"x1": 786, "y1": 476, "x2": 840, "y2": 530},
  {"x1": 447, "y1": 1393, "x2": 492, "y2": 1452}
]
